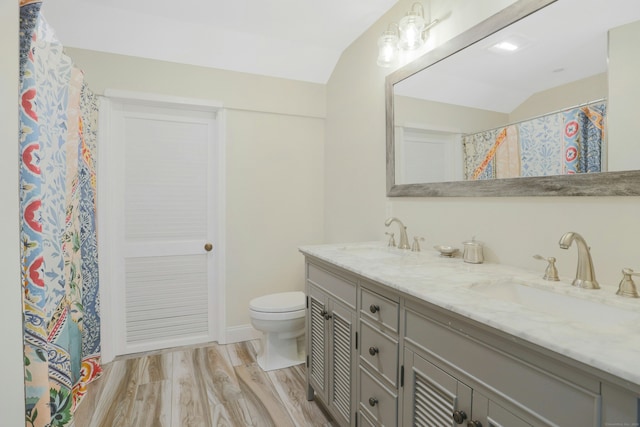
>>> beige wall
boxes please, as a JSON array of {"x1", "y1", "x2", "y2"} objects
[
  {"x1": 608, "y1": 20, "x2": 640, "y2": 172},
  {"x1": 325, "y1": 0, "x2": 640, "y2": 291},
  {"x1": 0, "y1": 1, "x2": 27, "y2": 422},
  {"x1": 510, "y1": 73, "x2": 607, "y2": 122},
  {"x1": 67, "y1": 48, "x2": 326, "y2": 329},
  {"x1": 395, "y1": 96, "x2": 508, "y2": 134}
]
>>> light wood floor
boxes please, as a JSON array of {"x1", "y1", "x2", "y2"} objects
[{"x1": 75, "y1": 341, "x2": 336, "y2": 427}]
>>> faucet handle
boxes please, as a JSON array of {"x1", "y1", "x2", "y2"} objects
[
  {"x1": 411, "y1": 237, "x2": 425, "y2": 252},
  {"x1": 617, "y1": 268, "x2": 640, "y2": 298},
  {"x1": 533, "y1": 255, "x2": 560, "y2": 281},
  {"x1": 385, "y1": 232, "x2": 396, "y2": 247}
]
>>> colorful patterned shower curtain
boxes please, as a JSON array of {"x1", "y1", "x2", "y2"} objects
[
  {"x1": 19, "y1": 1, "x2": 102, "y2": 426},
  {"x1": 463, "y1": 101, "x2": 606, "y2": 180}
]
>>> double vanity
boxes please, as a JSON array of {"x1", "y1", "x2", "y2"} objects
[{"x1": 300, "y1": 242, "x2": 640, "y2": 426}]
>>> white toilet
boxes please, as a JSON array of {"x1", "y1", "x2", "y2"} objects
[{"x1": 249, "y1": 291, "x2": 306, "y2": 371}]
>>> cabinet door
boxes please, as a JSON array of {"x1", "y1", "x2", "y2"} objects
[
  {"x1": 472, "y1": 392, "x2": 533, "y2": 427},
  {"x1": 308, "y1": 285, "x2": 328, "y2": 401},
  {"x1": 329, "y1": 299, "x2": 356, "y2": 426},
  {"x1": 403, "y1": 348, "x2": 472, "y2": 427}
]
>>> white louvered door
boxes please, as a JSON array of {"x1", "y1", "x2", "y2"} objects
[{"x1": 103, "y1": 97, "x2": 221, "y2": 356}]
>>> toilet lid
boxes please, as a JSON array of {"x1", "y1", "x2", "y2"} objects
[{"x1": 249, "y1": 291, "x2": 305, "y2": 313}]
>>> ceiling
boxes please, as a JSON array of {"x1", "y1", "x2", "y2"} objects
[
  {"x1": 394, "y1": 0, "x2": 640, "y2": 113},
  {"x1": 41, "y1": 0, "x2": 398, "y2": 84}
]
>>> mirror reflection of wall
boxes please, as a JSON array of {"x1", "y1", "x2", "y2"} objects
[
  {"x1": 608, "y1": 19, "x2": 640, "y2": 172},
  {"x1": 392, "y1": 0, "x2": 640, "y2": 185}
]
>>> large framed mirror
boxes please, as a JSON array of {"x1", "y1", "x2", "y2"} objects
[{"x1": 386, "y1": 0, "x2": 640, "y2": 196}]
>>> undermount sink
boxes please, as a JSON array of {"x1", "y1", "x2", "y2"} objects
[
  {"x1": 469, "y1": 279, "x2": 640, "y2": 332},
  {"x1": 338, "y1": 245, "x2": 404, "y2": 260}
]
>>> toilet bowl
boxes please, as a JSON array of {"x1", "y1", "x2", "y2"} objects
[{"x1": 249, "y1": 291, "x2": 306, "y2": 371}]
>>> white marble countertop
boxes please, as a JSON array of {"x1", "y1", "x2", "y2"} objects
[{"x1": 299, "y1": 241, "x2": 640, "y2": 389}]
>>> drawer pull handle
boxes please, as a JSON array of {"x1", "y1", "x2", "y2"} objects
[
  {"x1": 369, "y1": 304, "x2": 380, "y2": 313},
  {"x1": 368, "y1": 397, "x2": 378, "y2": 407},
  {"x1": 467, "y1": 421, "x2": 482, "y2": 427},
  {"x1": 452, "y1": 410, "x2": 467, "y2": 424},
  {"x1": 368, "y1": 346, "x2": 379, "y2": 356}
]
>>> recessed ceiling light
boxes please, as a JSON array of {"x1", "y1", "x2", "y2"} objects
[
  {"x1": 493, "y1": 41, "x2": 519, "y2": 52},
  {"x1": 486, "y1": 33, "x2": 533, "y2": 55}
]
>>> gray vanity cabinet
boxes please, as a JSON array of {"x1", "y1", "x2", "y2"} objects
[
  {"x1": 302, "y1": 253, "x2": 639, "y2": 427},
  {"x1": 306, "y1": 261, "x2": 357, "y2": 427},
  {"x1": 358, "y1": 283, "x2": 400, "y2": 426},
  {"x1": 403, "y1": 347, "x2": 472, "y2": 426},
  {"x1": 403, "y1": 298, "x2": 601, "y2": 427},
  {"x1": 403, "y1": 347, "x2": 533, "y2": 427}
]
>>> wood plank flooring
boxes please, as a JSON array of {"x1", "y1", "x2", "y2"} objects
[{"x1": 75, "y1": 341, "x2": 336, "y2": 427}]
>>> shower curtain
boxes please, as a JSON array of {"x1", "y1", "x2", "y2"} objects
[
  {"x1": 463, "y1": 101, "x2": 606, "y2": 180},
  {"x1": 19, "y1": 1, "x2": 102, "y2": 426}
]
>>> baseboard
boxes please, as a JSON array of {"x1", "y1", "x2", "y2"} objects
[{"x1": 221, "y1": 324, "x2": 261, "y2": 344}]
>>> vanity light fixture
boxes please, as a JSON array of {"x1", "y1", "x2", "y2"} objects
[
  {"x1": 377, "y1": 1, "x2": 439, "y2": 67},
  {"x1": 377, "y1": 24, "x2": 400, "y2": 67}
]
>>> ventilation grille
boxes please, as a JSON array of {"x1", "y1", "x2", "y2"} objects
[
  {"x1": 125, "y1": 255, "x2": 209, "y2": 344},
  {"x1": 331, "y1": 312, "x2": 352, "y2": 421},
  {"x1": 309, "y1": 298, "x2": 326, "y2": 388},
  {"x1": 413, "y1": 371, "x2": 456, "y2": 427}
]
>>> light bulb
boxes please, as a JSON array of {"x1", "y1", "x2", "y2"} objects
[
  {"x1": 398, "y1": 13, "x2": 426, "y2": 51},
  {"x1": 377, "y1": 30, "x2": 399, "y2": 67}
]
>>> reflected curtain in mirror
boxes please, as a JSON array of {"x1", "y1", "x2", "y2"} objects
[{"x1": 463, "y1": 101, "x2": 606, "y2": 180}]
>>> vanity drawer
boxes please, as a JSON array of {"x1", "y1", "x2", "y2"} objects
[
  {"x1": 307, "y1": 262, "x2": 356, "y2": 308},
  {"x1": 360, "y1": 320, "x2": 398, "y2": 387},
  {"x1": 360, "y1": 287, "x2": 399, "y2": 333},
  {"x1": 359, "y1": 366, "x2": 398, "y2": 427}
]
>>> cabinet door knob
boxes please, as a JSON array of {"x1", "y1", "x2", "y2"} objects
[
  {"x1": 368, "y1": 346, "x2": 379, "y2": 356},
  {"x1": 467, "y1": 421, "x2": 482, "y2": 427},
  {"x1": 369, "y1": 304, "x2": 380, "y2": 313},
  {"x1": 320, "y1": 309, "x2": 328, "y2": 318},
  {"x1": 324, "y1": 313, "x2": 332, "y2": 320},
  {"x1": 368, "y1": 397, "x2": 378, "y2": 407},
  {"x1": 452, "y1": 410, "x2": 467, "y2": 424}
]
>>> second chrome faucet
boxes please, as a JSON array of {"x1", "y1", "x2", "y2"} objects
[{"x1": 559, "y1": 231, "x2": 600, "y2": 289}]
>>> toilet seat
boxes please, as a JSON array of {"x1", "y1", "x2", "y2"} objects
[{"x1": 249, "y1": 291, "x2": 305, "y2": 313}]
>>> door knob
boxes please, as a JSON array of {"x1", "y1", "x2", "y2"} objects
[
  {"x1": 369, "y1": 304, "x2": 380, "y2": 313},
  {"x1": 368, "y1": 397, "x2": 378, "y2": 407},
  {"x1": 452, "y1": 410, "x2": 467, "y2": 424},
  {"x1": 467, "y1": 421, "x2": 482, "y2": 427},
  {"x1": 204, "y1": 243, "x2": 213, "y2": 252},
  {"x1": 369, "y1": 346, "x2": 379, "y2": 356}
]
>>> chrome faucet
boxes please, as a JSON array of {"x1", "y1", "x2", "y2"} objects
[
  {"x1": 558, "y1": 232, "x2": 600, "y2": 289},
  {"x1": 385, "y1": 217, "x2": 410, "y2": 250}
]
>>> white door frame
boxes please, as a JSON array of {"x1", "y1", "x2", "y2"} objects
[{"x1": 97, "y1": 90, "x2": 226, "y2": 362}]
